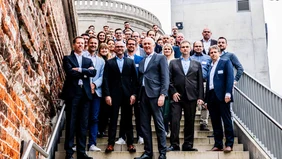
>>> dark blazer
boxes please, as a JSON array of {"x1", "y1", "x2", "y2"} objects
[
  {"x1": 201, "y1": 39, "x2": 218, "y2": 54},
  {"x1": 103, "y1": 57, "x2": 137, "y2": 99},
  {"x1": 138, "y1": 53, "x2": 169, "y2": 98},
  {"x1": 206, "y1": 59, "x2": 234, "y2": 102},
  {"x1": 62, "y1": 51, "x2": 96, "y2": 100},
  {"x1": 169, "y1": 59, "x2": 204, "y2": 100}
]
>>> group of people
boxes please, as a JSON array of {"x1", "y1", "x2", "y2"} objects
[{"x1": 61, "y1": 21, "x2": 244, "y2": 159}]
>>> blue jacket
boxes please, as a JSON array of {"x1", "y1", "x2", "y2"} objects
[
  {"x1": 206, "y1": 59, "x2": 234, "y2": 102},
  {"x1": 220, "y1": 51, "x2": 244, "y2": 82},
  {"x1": 124, "y1": 53, "x2": 144, "y2": 74}
]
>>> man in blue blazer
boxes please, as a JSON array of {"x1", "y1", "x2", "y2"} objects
[
  {"x1": 83, "y1": 37, "x2": 105, "y2": 151},
  {"x1": 62, "y1": 36, "x2": 96, "y2": 159},
  {"x1": 205, "y1": 45, "x2": 234, "y2": 153}
]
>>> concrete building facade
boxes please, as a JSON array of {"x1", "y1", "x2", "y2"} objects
[
  {"x1": 75, "y1": 0, "x2": 164, "y2": 35},
  {"x1": 171, "y1": 0, "x2": 270, "y2": 85}
]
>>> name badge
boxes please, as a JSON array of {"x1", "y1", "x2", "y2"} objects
[
  {"x1": 135, "y1": 64, "x2": 139, "y2": 67},
  {"x1": 201, "y1": 61, "x2": 207, "y2": 65},
  {"x1": 84, "y1": 75, "x2": 87, "y2": 78},
  {"x1": 218, "y1": 70, "x2": 224, "y2": 74}
]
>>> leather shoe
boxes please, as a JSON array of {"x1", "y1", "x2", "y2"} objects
[
  {"x1": 182, "y1": 147, "x2": 198, "y2": 151},
  {"x1": 77, "y1": 153, "x2": 93, "y2": 159},
  {"x1": 210, "y1": 147, "x2": 223, "y2": 151},
  {"x1": 200, "y1": 124, "x2": 210, "y2": 131},
  {"x1": 128, "y1": 145, "x2": 136, "y2": 153},
  {"x1": 223, "y1": 146, "x2": 232, "y2": 153},
  {"x1": 65, "y1": 154, "x2": 74, "y2": 159},
  {"x1": 134, "y1": 153, "x2": 152, "y2": 159},
  {"x1": 166, "y1": 145, "x2": 180, "y2": 151},
  {"x1": 105, "y1": 145, "x2": 114, "y2": 153},
  {"x1": 158, "y1": 154, "x2": 166, "y2": 159}
]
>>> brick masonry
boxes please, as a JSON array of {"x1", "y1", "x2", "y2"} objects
[{"x1": 0, "y1": 0, "x2": 73, "y2": 158}]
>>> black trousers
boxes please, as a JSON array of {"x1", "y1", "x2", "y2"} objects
[
  {"x1": 119, "y1": 102, "x2": 143, "y2": 140},
  {"x1": 108, "y1": 92, "x2": 134, "y2": 146},
  {"x1": 98, "y1": 99, "x2": 110, "y2": 134},
  {"x1": 140, "y1": 88, "x2": 166, "y2": 156},
  {"x1": 208, "y1": 89, "x2": 234, "y2": 148},
  {"x1": 64, "y1": 87, "x2": 90, "y2": 156},
  {"x1": 170, "y1": 99, "x2": 197, "y2": 148}
]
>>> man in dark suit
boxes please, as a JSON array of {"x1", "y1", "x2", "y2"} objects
[
  {"x1": 117, "y1": 38, "x2": 144, "y2": 145},
  {"x1": 103, "y1": 41, "x2": 137, "y2": 153},
  {"x1": 167, "y1": 40, "x2": 204, "y2": 152},
  {"x1": 206, "y1": 45, "x2": 234, "y2": 153},
  {"x1": 62, "y1": 36, "x2": 96, "y2": 159},
  {"x1": 134, "y1": 38, "x2": 169, "y2": 159},
  {"x1": 201, "y1": 28, "x2": 217, "y2": 55}
]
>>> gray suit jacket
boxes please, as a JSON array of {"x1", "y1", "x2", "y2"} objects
[{"x1": 138, "y1": 53, "x2": 169, "y2": 98}]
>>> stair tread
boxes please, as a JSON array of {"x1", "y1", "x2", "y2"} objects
[{"x1": 55, "y1": 151, "x2": 250, "y2": 159}]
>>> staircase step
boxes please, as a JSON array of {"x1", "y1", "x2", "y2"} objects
[
  {"x1": 59, "y1": 137, "x2": 238, "y2": 145},
  {"x1": 61, "y1": 130, "x2": 214, "y2": 138},
  {"x1": 55, "y1": 151, "x2": 249, "y2": 159},
  {"x1": 63, "y1": 124, "x2": 213, "y2": 132},
  {"x1": 57, "y1": 143, "x2": 244, "y2": 151}
]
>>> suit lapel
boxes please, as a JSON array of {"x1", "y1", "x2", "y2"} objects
[
  {"x1": 145, "y1": 53, "x2": 157, "y2": 72},
  {"x1": 177, "y1": 59, "x2": 185, "y2": 75},
  {"x1": 121, "y1": 58, "x2": 127, "y2": 74},
  {"x1": 70, "y1": 52, "x2": 79, "y2": 67},
  {"x1": 112, "y1": 58, "x2": 121, "y2": 74},
  {"x1": 186, "y1": 60, "x2": 194, "y2": 77}
]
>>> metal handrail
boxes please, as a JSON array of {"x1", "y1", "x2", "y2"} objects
[
  {"x1": 234, "y1": 86, "x2": 282, "y2": 130},
  {"x1": 21, "y1": 100, "x2": 65, "y2": 159},
  {"x1": 242, "y1": 71, "x2": 282, "y2": 99}
]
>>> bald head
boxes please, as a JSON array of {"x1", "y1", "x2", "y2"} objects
[
  {"x1": 193, "y1": 41, "x2": 204, "y2": 54},
  {"x1": 202, "y1": 28, "x2": 212, "y2": 41}
]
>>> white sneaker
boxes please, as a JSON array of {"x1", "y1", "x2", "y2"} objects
[
  {"x1": 72, "y1": 145, "x2": 76, "y2": 151},
  {"x1": 115, "y1": 137, "x2": 126, "y2": 145},
  {"x1": 89, "y1": 144, "x2": 101, "y2": 151},
  {"x1": 166, "y1": 131, "x2": 171, "y2": 138},
  {"x1": 138, "y1": 137, "x2": 144, "y2": 144}
]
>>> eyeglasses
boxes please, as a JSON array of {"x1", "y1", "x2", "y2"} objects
[
  {"x1": 194, "y1": 46, "x2": 202, "y2": 48},
  {"x1": 127, "y1": 43, "x2": 135, "y2": 46},
  {"x1": 203, "y1": 31, "x2": 210, "y2": 33}
]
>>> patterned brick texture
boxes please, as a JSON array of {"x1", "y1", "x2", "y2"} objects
[{"x1": 0, "y1": 0, "x2": 72, "y2": 158}]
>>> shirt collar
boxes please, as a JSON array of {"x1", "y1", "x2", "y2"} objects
[
  {"x1": 202, "y1": 38, "x2": 211, "y2": 42},
  {"x1": 74, "y1": 52, "x2": 83, "y2": 58},
  {"x1": 220, "y1": 51, "x2": 226, "y2": 56},
  {"x1": 194, "y1": 52, "x2": 204, "y2": 56},
  {"x1": 116, "y1": 55, "x2": 124, "y2": 60},
  {"x1": 211, "y1": 57, "x2": 220, "y2": 66},
  {"x1": 180, "y1": 56, "x2": 191, "y2": 61},
  {"x1": 146, "y1": 52, "x2": 154, "y2": 58}
]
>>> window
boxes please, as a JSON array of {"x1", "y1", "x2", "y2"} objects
[{"x1": 238, "y1": 0, "x2": 250, "y2": 11}]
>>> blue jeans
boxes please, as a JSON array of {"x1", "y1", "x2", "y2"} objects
[{"x1": 88, "y1": 93, "x2": 101, "y2": 146}]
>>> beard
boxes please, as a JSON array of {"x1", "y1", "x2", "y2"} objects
[{"x1": 219, "y1": 47, "x2": 226, "y2": 52}]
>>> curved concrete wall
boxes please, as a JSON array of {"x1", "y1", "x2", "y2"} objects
[{"x1": 75, "y1": 0, "x2": 164, "y2": 35}]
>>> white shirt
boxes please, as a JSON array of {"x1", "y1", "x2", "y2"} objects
[
  {"x1": 209, "y1": 57, "x2": 220, "y2": 90},
  {"x1": 203, "y1": 38, "x2": 211, "y2": 54}
]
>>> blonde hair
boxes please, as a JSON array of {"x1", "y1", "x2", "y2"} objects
[{"x1": 162, "y1": 43, "x2": 175, "y2": 61}]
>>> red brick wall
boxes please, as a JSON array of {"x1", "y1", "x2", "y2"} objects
[{"x1": 0, "y1": 0, "x2": 73, "y2": 158}]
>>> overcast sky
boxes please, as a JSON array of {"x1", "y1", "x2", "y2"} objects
[{"x1": 117, "y1": 0, "x2": 282, "y2": 96}]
